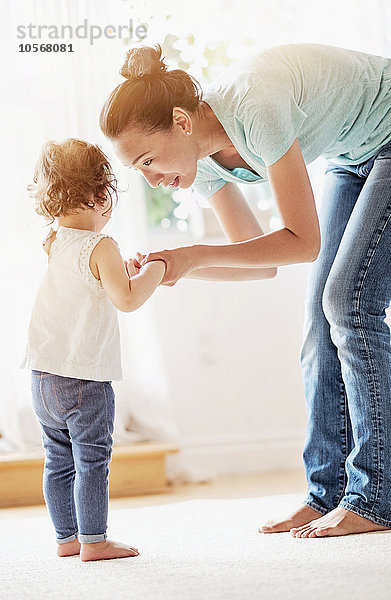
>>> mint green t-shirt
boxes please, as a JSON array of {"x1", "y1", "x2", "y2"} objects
[{"x1": 192, "y1": 43, "x2": 391, "y2": 200}]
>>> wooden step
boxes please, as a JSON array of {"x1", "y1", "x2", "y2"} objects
[{"x1": 0, "y1": 443, "x2": 179, "y2": 508}]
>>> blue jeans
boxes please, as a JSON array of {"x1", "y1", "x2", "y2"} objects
[
  {"x1": 301, "y1": 139, "x2": 391, "y2": 527},
  {"x1": 31, "y1": 370, "x2": 115, "y2": 544}
]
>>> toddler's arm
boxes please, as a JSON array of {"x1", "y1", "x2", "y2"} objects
[{"x1": 90, "y1": 238, "x2": 165, "y2": 312}]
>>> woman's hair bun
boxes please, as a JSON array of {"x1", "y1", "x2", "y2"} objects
[{"x1": 120, "y1": 44, "x2": 168, "y2": 80}]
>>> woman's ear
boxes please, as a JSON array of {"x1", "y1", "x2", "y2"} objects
[{"x1": 172, "y1": 106, "x2": 192, "y2": 135}]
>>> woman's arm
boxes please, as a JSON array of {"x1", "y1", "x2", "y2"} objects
[
  {"x1": 184, "y1": 265, "x2": 276, "y2": 281},
  {"x1": 197, "y1": 138, "x2": 320, "y2": 267},
  {"x1": 185, "y1": 181, "x2": 277, "y2": 281},
  {"x1": 143, "y1": 139, "x2": 321, "y2": 284},
  {"x1": 90, "y1": 238, "x2": 165, "y2": 312},
  {"x1": 135, "y1": 251, "x2": 274, "y2": 282}
]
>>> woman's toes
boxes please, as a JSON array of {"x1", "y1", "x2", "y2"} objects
[
  {"x1": 308, "y1": 529, "x2": 319, "y2": 538},
  {"x1": 290, "y1": 528, "x2": 300, "y2": 537},
  {"x1": 296, "y1": 528, "x2": 309, "y2": 538},
  {"x1": 313, "y1": 527, "x2": 330, "y2": 537},
  {"x1": 291, "y1": 527, "x2": 306, "y2": 538},
  {"x1": 291, "y1": 524, "x2": 309, "y2": 534},
  {"x1": 300, "y1": 527, "x2": 314, "y2": 538}
]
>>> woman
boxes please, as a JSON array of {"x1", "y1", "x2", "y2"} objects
[{"x1": 100, "y1": 42, "x2": 391, "y2": 538}]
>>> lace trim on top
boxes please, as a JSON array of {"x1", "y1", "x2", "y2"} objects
[{"x1": 78, "y1": 233, "x2": 120, "y2": 290}]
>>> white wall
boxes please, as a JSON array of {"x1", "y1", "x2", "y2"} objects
[{"x1": 148, "y1": 234, "x2": 311, "y2": 480}]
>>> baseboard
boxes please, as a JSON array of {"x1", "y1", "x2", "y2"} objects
[{"x1": 169, "y1": 436, "x2": 304, "y2": 481}]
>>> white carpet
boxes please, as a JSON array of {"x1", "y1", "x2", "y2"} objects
[{"x1": 1, "y1": 493, "x2": 390, "y2": 600}]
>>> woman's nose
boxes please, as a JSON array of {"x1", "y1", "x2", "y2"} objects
[{"x1": 143, "y1": 172, "x2": 163, "y2": 188}]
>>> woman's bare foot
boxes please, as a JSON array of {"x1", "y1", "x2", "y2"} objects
[
  {"x1": 57, "y1": 538, "x2": 81, "y2": 557},
  {"x1": 80, "y1": 538, "x2": 139, "y2": 562},
  {"x1": 259, "y1": 505, "x2": 324, "y2": 533},
  {"x1": 290, "y1": 506, "x2": 390, "y2": 538}
]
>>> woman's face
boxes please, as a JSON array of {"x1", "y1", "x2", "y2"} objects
[{"x1": 112, "y1": 118, "x2": 199, "y2": 190}]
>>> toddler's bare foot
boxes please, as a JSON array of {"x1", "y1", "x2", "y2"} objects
[
  {"x1": 80, "y1": 538, "x2": 139, "y2": 562},
  {"x1": 259, "y1": 505, "x2": 325, "y2": 533},
  {"x1": 57, "y1": 538, "x2": 81, "y2": 557}
]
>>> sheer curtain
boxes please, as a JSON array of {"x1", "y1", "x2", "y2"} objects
[{"x1": 0, "y1": 0, "x2": 178, "y2": 452}]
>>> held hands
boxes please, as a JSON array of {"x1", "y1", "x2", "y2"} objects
[
  {"x1": 123, "y1": 257, "x2": 141, "y2": 279},
  {"x1": 123, "y1": 252, "x2": 167, "y2": 282},
  {"x1": 139, "y1": 247, "x2": 194, "y2": 286},
  {"x1": 124, "y1": 247, "x2": 194, "y2": 286},
  {"x1": 124, "y1": 252, "x2": 168, "y2": 284}
]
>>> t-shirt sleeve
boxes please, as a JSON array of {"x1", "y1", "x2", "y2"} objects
[
  {"x1": 239, "y1": 84, "x2": 308, "y2": 167},
  {"x1": 191, "y1": 159, "x2": 228, "y2": 203}
]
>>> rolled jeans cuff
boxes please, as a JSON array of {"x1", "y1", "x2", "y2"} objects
[
  {"x1": 78, "y1": 532, "x2": 107, "y2": 544},
  {"x1": 303, "y1": 499, "x2": 329, "y2": 516},
  {"x1": 57, "y1": 532, "x2": 79, "y2": 544}
]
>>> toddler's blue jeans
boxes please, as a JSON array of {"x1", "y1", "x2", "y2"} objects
[
  {"x1": 301, "y1": 139, "x2": 391, "y2": 526},
  {"x1": 31, "y1": 370, "x2": 115, "y2": 544}
]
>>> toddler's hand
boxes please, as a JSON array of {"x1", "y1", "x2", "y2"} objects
[
  {"x1": 135, "y1": 252, "x2": 146, "y2": 269},
  {"x1": 123, "y1": 258, "x2": 140, "y2": 278}
]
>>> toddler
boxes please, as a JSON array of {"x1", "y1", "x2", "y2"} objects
[{"x1": 20, "y1": 138, "x2": 165, "y2": 561}]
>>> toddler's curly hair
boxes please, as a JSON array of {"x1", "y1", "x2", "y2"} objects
[{"x1": 30, "y1": 138, "x2": 119, "y2": 222}]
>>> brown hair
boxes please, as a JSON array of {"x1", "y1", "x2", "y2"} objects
[
  {"x1": 100, "y1": 44, "x2": 204, "y2": 138},
  {"x1": 30, "y1": 138, "x2": 119, "y2": 223}
]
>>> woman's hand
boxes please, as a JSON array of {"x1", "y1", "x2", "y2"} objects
[{"x1": 140, "y1": 246, "x2": 196, "y2": 286}]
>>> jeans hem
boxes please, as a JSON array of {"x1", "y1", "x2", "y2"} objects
[
  {"x1": 57, "y1": 532, "x2": 78, "y2": 544},
  {"x1": 339, "y1": 501, "x2": 391, "y2": 528},
  {"x1": 303, "y1": 499, "x2": 329, "y2": 516},
  {"x1": 78, "y1": 532, "x2": 107, "y2": 544}
]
